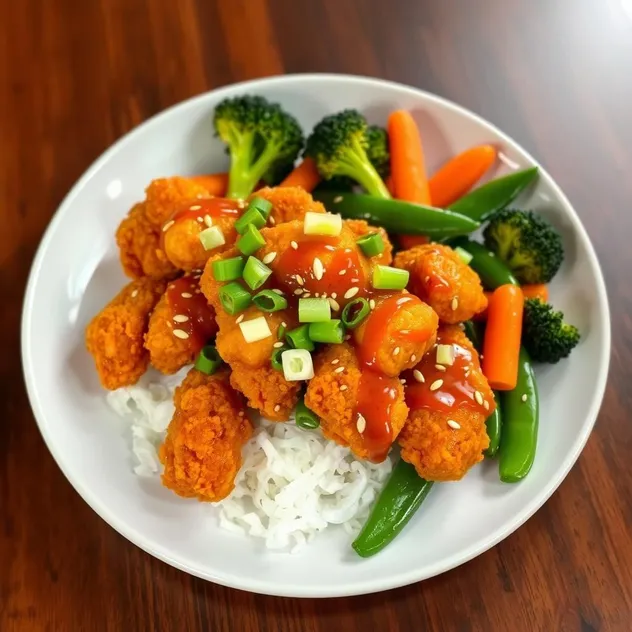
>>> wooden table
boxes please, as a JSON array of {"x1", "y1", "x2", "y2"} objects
[{"x1": 2, "y1": 0, "x2": 631, "y2": 629}]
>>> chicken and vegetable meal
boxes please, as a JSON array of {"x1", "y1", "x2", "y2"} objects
[{"x1": 87, "y1": 95, "x2": 580, "y2": 555}]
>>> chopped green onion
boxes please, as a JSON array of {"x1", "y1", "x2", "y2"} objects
[
  {"x1": 286, "y1": 324, "x2": 315, "y2": 351},
  {"x1": 454, "y1": 246, "x2": 473, "y2": 265},
  {"x1": 239, "y1": 316, "x2": 272, "y2": 343},
  {"x1": 308, "y1": 319, "x2": 345, "y2": 344},
  {"x1": 356, "y1": 232, "x2": 385, "y2": 257},
  {"x1": 234, "y1": 207, "x2": 266, "y2": 235},
  {"x1": 243, "y1": 256, "x2": 272, "y2": 291},
  {"x1": 295, "y1": 396, "x2": 320, "y2": 430},
  {"x1": 341, "y1": 298, "x2": 370, "y2": 329},
  {"x1": 237, "y1": 224, "x2": 266, "y2": 256},
  {"x1": 436, "y1": 344, "x2": 456, "y2": 366},
  {"x1": 218, "y1": 282, "x2": 252, "y2": 315},
  {"x1": 277, "y1": 323, "x2": 287, "y2": 339},
  {"x1": 212, "y1": 256, "x2": 245, "y2": 282},
  {"x1": 198, "y1": 225, "x2": 226, "y2": 251},
  {"x1": 298, "y1": 297, "x2": 331, "y2": 323},
  {"x1": 281, "y1": 349, "x2": 314, "y2": 381},
  {"x1": 304, "y1": 211, "x2": 342, "y2": 236},
  {"x1": 194, "y1": 345, "x2": 223, "y2": 375},
  {"x1": 247, "y1": 196, "x2": 273, "y2": 219},
  {"x1": 252, "y1": 289, "x2": 288, "y2": 312},
  {"x1": 271, "y1": 345, "x2": 288, "y2": 371},
  {"x1": 372, "y1": 265, "x2": 410, "y2": 290}
]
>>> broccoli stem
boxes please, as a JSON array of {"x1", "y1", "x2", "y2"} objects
[{"x1": 338, "y1": 139, "x2": 391, "y2": 199}]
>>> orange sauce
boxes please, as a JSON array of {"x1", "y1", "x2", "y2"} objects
[
  {"x1": 169, "y1": 198, "x2": 241, "y2": 225},
  {"x1": 166, "y1": 276, "x2": 217, "y2": 352}
]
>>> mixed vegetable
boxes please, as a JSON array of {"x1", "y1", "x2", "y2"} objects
[{"x1": 161, "y1": 95, "x2": 581, "y2": 555}]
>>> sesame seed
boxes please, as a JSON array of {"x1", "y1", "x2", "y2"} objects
[
  {"x1": 173, "y1": 329, "x2": 189, "y2": 340},
  {"x1": 464, "y1": 369, "x2": 471, "y2": 377},
  {"x1": 168, "y1": 284, "x2": 175, "y2": 290},
  {"x1": 413, "y1": 370, "x2": 425, "y2": 383},
  {"x1": 238, "y1": 410, "x2": 245, "y2": 417},
  {"x1": 236, "y1": 314, "x2": 245, "y2": 324},
  {"x1": 268, "y1": 216, "x2": 276, "y2": 225},
  {"x1": 429, "y1": 379, "x2": 443, "y2": 391},
  {"x1": 190, "y1": 205, "x2": 201, "y2": 211},
  {"x1": 369, "y1": 299, "x2": 376, "y2": 310},
  {"x1": 451, "y1": 297, "x2": 459, "y2": 311},
  {"x1": 400, "y1": 378, "x2": 407, "y2": 385},
  {"x1": 196, "y1": 217, "x2": 204, "y2": 223},
  {"x1": 479, "y1": 354, "x2": 484, "y2": 360},
  {"x1": 340, "y1": 385, "x2": 348, "y2": 391},
  {"x1": 272, "y1": 289, "x2": 284, "y2": 295},
  {"x1": 314, "y1": 293, "x2": 320, "y2": 298},
  {"x1": 173, "y1": 314, "x2": 189, "y2": 323},
  {"x1": 344, "y1": 287, "x2": 359, "y2": 299},
  {"x1": 195, "y1": 289, "x2": 201, "y2": 294},
  {"x1": 162, "y1": 220, "x2": 175, "y2": 232},
  {"x1": 474, "y1": 391, "x2": 484, "y2": 405},
  {"x1": 331, "y1": 293, "x2": 337, "y2": 299},
  {"x1": 424, "y1": 276, "x2": 430, "y2": 283},
  {"x1": 333, "y1": 195, "x2": 343, "y2": 203},
  {"x1": 291, "y1": 241, "x2": 298, "y2": 250},
  {"x1": 294, "y1": 288, "x2": 304, "y2": 295},
  {"x1": 411, "y1": 355, "x2": 417, "y2": 362},
  {"x1": 339, "y1": 269, "x2": 347, "y2": 276},
  {"x1": 274, "y1": 404, "x2": 281, "y2": 412},
  {"x1": 356, "y1": 414, "x2": 366, "y2": 433},
  {"x1": 204, "y1": 214, "x2": 213, "y2": 227},
  {"x1": 131, "y1": 289, "x2": 139, "y2": 298},
  {"x1": 521, "y1": 394, "x2": 528, "y2": 402},
  {"x1": 295, "y1": 274, "x2": 304, "y2": 286},
  {"x1": 344, "y1": 334, "x2": 351, "y2": 341},
  {"x1": 400, "y1": 330, "x2": 410, "y2": 335},
  {"x1": 273, "y1": 341, "x2": 284, "y2": 348},
  {"x1": 181, "y1": 292, "x2": 192, "y2": 298},
  {"x1": 322, "y1": 292, "x2": 328, "y2": 298},
  {"x1": 281, "y1": 321, "x2": 287, "y2": 328},
  {"x1": 435, "y1": 364, "x2": 446, "y2": 372},
  {"x1": 262, "y1": 251, "x2": 277, "y2": 264},
  {"x1": 483, "y1": 400, "x2": 490, "y2": 410},
  {"x1": 303, "y1": 293, "x2": 312, "y2": 298},
  {"x1": 313, "y1": 258, "x2": 324, "y2": 280},
  {"x1": 351, "y1": 278, "x2": 359, "y2": 283},
  {"x1": 393, "y1": 346, "x2": 400, "y2": 356},
  {"x1": 334, "y1": 366, "x2": 345, "y2": 373},
  {"x1": 447, "y1": 420, "x2": 461, "y2": 430}
]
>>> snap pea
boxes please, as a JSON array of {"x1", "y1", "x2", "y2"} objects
[
  {"x1": 498, "y1": 347, "x2": 539, "y2": 482},
  {"x1": 449, "y1": 167, "x2": 539, "y2": 222},
  {"x1": 352, "y1": 459, "x2": 433, "y2": 557},
  {"x1": 463, "y1": 320, "x2": 503, "y2": 458},
  {"x1": 313, "y1": 191, "x2": 480, "y2": 238},
  {"x1": 449, "y1": 238, "x2": 519, "y2": 289}
]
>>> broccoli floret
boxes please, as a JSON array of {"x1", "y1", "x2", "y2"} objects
[
  {"x1": 213, "y1": 95, "x2": 304, "y2": 199},
  {"x1": 365, "y1": 125, "x2": 390, "y2": 179},
  {"x1": 304, "y1": 110, "x2": 391, "y2": 198},
  {"x1": 522, "y1": 298, "x2": 580, "y2": 363},
  {"x1": 483, "y1": 209, "x2": 563, "y2": 284}
]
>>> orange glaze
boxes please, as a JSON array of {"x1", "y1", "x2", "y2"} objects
[
  {"x1": 353, "y1": 293, "x2": 433, "y2": 462},
  {"x1": 404, "y1": 342, "x2": 488, "y2": 415},
  {"x1": 275, "y1": 236, "x2": 365, "y2": 300},
  {"x1": 169, "y1": 197, "x2": 241, "y2": 225},
  {"x1": 166, "y1": 276, "x2": 217, "y2": 353}
]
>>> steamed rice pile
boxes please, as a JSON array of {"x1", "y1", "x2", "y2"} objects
[{"x1": 107, "y1": 373, "x2": 392, "y2": 552}]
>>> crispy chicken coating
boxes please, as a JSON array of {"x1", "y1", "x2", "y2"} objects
[
  {"x1": 253, "y1": 186, "x2": 326, "y2": 225},
  {"x1": 398, "y1": 325, "x2": 494, "y2": 481},
  {"x1": 85, "y1": 277, "x2": 166, "y2": 390},
  {"x1": 305, "y1": 344, "x2": 409, "y2": 462},
  {"x1": 393, "y1": 244, "x2": 487, "y2": 323},
  {"x1": 160, "y1": 368, "x2": 252, "y2": 502}
]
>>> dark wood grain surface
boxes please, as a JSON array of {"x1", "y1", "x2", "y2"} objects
[{"x1": 2, "y1": 0, "x2": 631, "y2": 629}]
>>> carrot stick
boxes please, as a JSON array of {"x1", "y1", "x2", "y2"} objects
[
  {"x1": 521, "y1": 284, "x2": 548, "y2": 303},
  {"x1": 388, "y1": 110, "x2": 431, "y2": 204},
  {"x1": 280, "y1": 157, "x2": 321, "y2": 192},
  {"x1": 482, "y1": 285, "x2": 524, "y2": 390},
  {"x1": 189, "y1": 173, "x2": 229, "y2": 196},
  {"x1": 428, "y1": 145, "x2": 497, "y2": 208}
]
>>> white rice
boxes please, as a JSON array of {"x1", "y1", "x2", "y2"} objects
[{"x1": 107, "y1": 372, "x2": 391, "y2": 552}]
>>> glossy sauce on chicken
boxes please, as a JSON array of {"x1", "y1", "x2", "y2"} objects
[
  {"x1": 168, "y1": 198, "x2": 241, "y2": 226},
  {"x1": 166, "y1": 276, "x2": 217, "y2": 352}
]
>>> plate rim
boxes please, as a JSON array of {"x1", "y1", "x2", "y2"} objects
[{"x1": 21, "y1": 73, "x2": 611, "y2": 597}]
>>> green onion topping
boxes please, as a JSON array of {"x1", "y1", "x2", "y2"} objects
[
  {"x1": 286, "y1": 324, "x2": 315, "y2": 351},
  {"x1": 281, "y1": 348, "x2": 315, "y2": 381},
  {"x1": 341, "y1": 297, "x2": 370, "y2": 329},
  {"x1": 372, "y1": 265, "x2": 409, "y2": 290},
  {"x1": 356, "y1": 232, "x2": 385, "y2": 257},
  {"x1": 234, "y1": 207, "x2": 266, "y2": 235},
  {"x1": 308, "y1": 319, "x2": 345, "y2": 344},
  {"x1": 198, "y1": 226, "x2": 226, "y2": 251},
  {"x1": 295, "y1": 396, "x2": 320, "y2": 430},
  {"x1": 237, "y1": 224, "x2": 266, "y2": 256},
  {"x1": 218, "y1": 282, "x2": 252, "y2": 315},
  {"x1": 194, "y1": 345, "x2": 223, "y2": 375},
  {"x1": 243, "y1": 256, "x2": 272, "y2": 291},
  {"x1": 247, "y1": 196, "x2": 273, "y2": 219},
  {"x1": 252, "y1": 289, "x2": 288, "y2": 312},
  {"x1": 298, "y1": 297, "x2": 331, "y2": 323},
  {"x1": 212, "y1": 256, "x2": 245, "y2": 282}
]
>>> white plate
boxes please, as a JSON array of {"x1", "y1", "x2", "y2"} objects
[{"x1": 22, "y1": 74, "x2": 610, "y2": 597}]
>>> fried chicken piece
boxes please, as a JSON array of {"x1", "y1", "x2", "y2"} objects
[
  {"x1": 144, "y1": 275, "x2": 218, "y2": 375},
  {"x1": 254, "y1": 186, "x2": 326, "y2": 225},
  {"x1": 393, "y1": 244, "x2": 488, "y2": 323},
  {"x1": 160, "y1": 368, "x2": 252, "y2": 502},
  {"x1": 305, "y1": 344, "x2": 409, "y2": 462},
  {"x1": 352, "y1": 292, "x2": 438, "y2": 377},
  {"x1": 398, "y1": 325, "x2": 494, "y2": 481},
  {"x1": 116, "y1": 177, "x2": 212, "y2": 279},
  {"x1": 85, "y1": 278, "x2": 166, "y2": 390}
]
